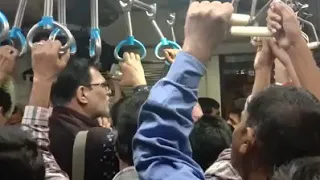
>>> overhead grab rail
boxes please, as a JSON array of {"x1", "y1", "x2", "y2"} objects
[
  {"x1": 114, "y1": 0, "x2": 147, "y2": 61},
  {"x1": 8, "y1": 0, "x2": 28, "y2": 56},
  {"x1": 27, "y1": 0, "x2": 73, "y2": 52},
  {"x1": 133, "y1": 0, "x2": 182, "y2": 60},
  {"x1": 49, "y1": 0, "x2": 77, "y2": 55},
  {"x1": 0, "y1": 11, "x2": 10, "y2": 43},
  {"x1": 89, "y1": 0, "x2": 102, "y2": 63},
  {"x1": 229, "y1": 0, "x2": 320, "y2": 49}
]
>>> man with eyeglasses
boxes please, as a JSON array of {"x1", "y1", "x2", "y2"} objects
[{"x1": 48, "y1": 52, "x2": 147, "y2": 180}]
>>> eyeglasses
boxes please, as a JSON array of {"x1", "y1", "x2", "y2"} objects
[{"x1": 90, "y1": 82, "x2": 110, "y2": 91}]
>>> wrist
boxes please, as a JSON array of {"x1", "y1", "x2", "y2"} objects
[
  {"x1": 254, "y1": 65, "x2": 272, "y2": 72},
  {"x1": 32, "y1": 77, "x2": 54, "y2": 88},
  {"x1": 183, "y1": 38, "x2": 213, "y2": 64},
  {"x1": 132, "y1": 78, "x2": 147, "y2": 88},
  {"x1": 33, "y1": 76, "x2": 55, "y2": 84}
]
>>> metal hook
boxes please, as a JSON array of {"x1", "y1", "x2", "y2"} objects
[
  {"x1": 0, "y1": 11, "x2": 10, "y2": 43},
  {"x1": 89, "y1": 0, "x2": 102, "y2": 63},
  {"x1": 8, "y1": 0, "x2": 28, "y2": 56},
  {"x1": 134, "y1": 1, "x2": 181, "y2": 59},
  {"x1": 167, "y1": 13, "x2": 176, "y2": 42},
  {"x1": 27, "y1": 0, "x2": 73, "y2": 52},
  {"x1": 298, "y1": 17, "x2": 320, "y2": 49},
  {"x1": 49, "y1": 0, "x2": 77, "y2": 55}
]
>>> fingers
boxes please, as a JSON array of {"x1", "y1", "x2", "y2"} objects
[
  {"x1": 51, "y1": 40, "x2": 62, "y2": 54},
  {"x1": 60, "y1": 49, "x2": 71, "y2": 62},
  {"x1": 123, "y1": 52, "x2": 130, "y2": 62},
  {"x1": 31, "y1": 40, "x2": 46, "y2": 52},
  {"x1": 123, "y1": 52, "x2": 141, "y2": 63},
  {"x1": 164, "y1": 49, "x2": 171, "y2": 60},
  {"x1": 135, "y1": 53, "x2": 141, "y2": 61},
  {"x1": 271, "y1": 0, "x2": 295, "y2": 19},
  {"x1": 0, "y1": 45, "x2": 19, "y2": 58},
  {"x1": 267, "y1": 8, "x2": 282, "y2": 34}
]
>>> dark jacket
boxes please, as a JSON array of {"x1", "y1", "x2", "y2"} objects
[{"x1": 49, "y1": 107, "x2": 119, "y2": 180}]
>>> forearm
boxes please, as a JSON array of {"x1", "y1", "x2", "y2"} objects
[
  {"x1": 252, "y1": 53, "x2": 273, "y2": 97},
  {"x1": 29, "y1": 78, "x2": 53, "y2": 107},
  {"x1": 283, "y1": 62, "x2": 301, "y2": 87},
  {"x1": 287, "y1": 37, "x2": 320, "y2": 99}
]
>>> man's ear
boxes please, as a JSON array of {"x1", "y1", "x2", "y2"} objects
[
  {"x1": 76, "y1": 86, "x2": 89, "y2": 104},
  {"x1": 238, "y1": 127, "x2": 256, "y2": 155},
  {"x1": 0, "y1": 107, "x2": 3, "y2": 115}
]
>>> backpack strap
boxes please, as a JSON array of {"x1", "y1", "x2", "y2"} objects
[{"x1": 72, "y1": 131, "x2": 89, "y2": 180}]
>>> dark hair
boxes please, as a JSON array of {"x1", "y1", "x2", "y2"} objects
[
  {"x1": 189, "y1": 115, "x2": 232, "y2": 171},
  {"x1": 50, "y1": 57, "x2": 99, "y2": 107},
  {"x1": 271, "y1": 156, "x2": 320, "y2": 180},
  {"x1": 0, "y1": 126, "x2": 45, "y2": 180},
  {"x1": 198, "y1": 97, "x2": 220, "y2": 114},
  {"x1": 229, "y1": 98, "x2": 246, "y2": 117},
  {"x1": 114, "y1": 91, "x2": 149, "y2": 165},
  {"x1": 246, "y1": 85, "x2": 320, "y2": 168},
  {"x1": 0, "y1": 88, "x2": 12, "y2": 116},
  {"x1": 110, "y1": 97, "x2": 127, "y2": 128}
]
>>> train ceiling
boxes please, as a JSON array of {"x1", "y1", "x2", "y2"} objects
[{"x1": 0, "y1": 0, "x2": 271, "y2": 28}]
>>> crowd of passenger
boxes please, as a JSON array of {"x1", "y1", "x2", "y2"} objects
[{"x1": 0, "y1": 1, "x2": 320, "y2": 180}]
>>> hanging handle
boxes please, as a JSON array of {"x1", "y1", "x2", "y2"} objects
[
  {"x1": 114, "y1": 0, "x2": 147, "y2": 61},
  {"x1": 27, "y1": 0, "x2": 73, "y2": 52},
  {"x1": 167, "y1": 13, "x2": 177, "y2": 42},
  {"x1": 114, "y1": 36, "x2": 147, "y2": 61},
  {"x1": 8, "y1": 0, "x2": 28, "y2": 56},
  {"x1": 49, "y1": 0, "x2": 77, "y2": 55},
  {"x1": 0, "y1": 11, "x2": 10, "y2": 43},
  {"x1": 155, "y1": 38, "x2": 181, "y2": 60},
  {"x1": 89, "y1": 0, "x2": 102, "y2": 63}
]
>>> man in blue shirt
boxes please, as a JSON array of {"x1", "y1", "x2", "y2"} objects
[
  {"x1": 133, "y1": 1, "x2": 320, "y2": 180},
  {"x1": 133, "y1": 1, "x2": 234, "y2": 180}
]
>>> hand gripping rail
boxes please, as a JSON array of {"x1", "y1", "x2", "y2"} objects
[
  {"x1": 0, "y1": 11, "x2": 9, "y2": 43},
  {"x1": 114, "y1": 0, "x2": 147, "y2": 61},
  {"x1": 229, "y1": 0, "x2": 319, "y2": 49},
  {"x1": 133, "y1": 0, "x2": 181, "y2": 60},
  {"x1": 8, "y1": 0, "x2": 28, "y2": 56},
  {"x1": 89, "y1": 0, "x2": 102, "y2": 63},
  {"x1": 49, "y1": 0, "x2": 77, "y2": 55},
  {"x1": 27, "y1": 0, "x2": 73, "y2": 52}
]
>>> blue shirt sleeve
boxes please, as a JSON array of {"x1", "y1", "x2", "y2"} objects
[{"x1": 132, "y1": 52, "x2": 207, "y2": 180}]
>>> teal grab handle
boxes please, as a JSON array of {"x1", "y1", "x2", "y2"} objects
[
  {"x1": 0, "y1": 11, "x2": 10, "y2": 42},
  {"x1": 114, "y1": 35, "x2": 147, "y2": 61},
  {"x1": 9, "y1": 27, "x2": 27, "y2": 56},
  {"x1": 49, "y1": 28, "x2": 77, "y2": 55},
  {"x1": 155, "y1": 37, "x2": 181, "y2": 60}
]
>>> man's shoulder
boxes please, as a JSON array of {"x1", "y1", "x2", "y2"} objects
[{"x1": 86, "y1": 127, "x2": 116, "y2": 147}]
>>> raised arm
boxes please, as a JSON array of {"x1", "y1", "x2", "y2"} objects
[
  {"x1": 251, "y1": 38, "x2": 274, "y2": 98},
  {"x1": 132, "y1": 2, "x2": 234, "y2": 180},
  {"x1": 267, "y1": 1, "x2": 319, "y2": 99},
  {"x1": 21, "y1": 40, "x2": 70, "y2": 180}
]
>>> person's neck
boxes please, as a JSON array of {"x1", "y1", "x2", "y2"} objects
[
  {"x1": 245, "y1": 168, "x2": 269, "y2": 180},
  {"x1": 65, "y1": 102, "x2": 92, "y2": 119},
  {"x1": 245, "y1": 172, "x2": 268, "y2": 180}
]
